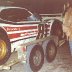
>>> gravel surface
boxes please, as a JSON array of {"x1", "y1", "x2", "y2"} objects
[
  {"x1": 39, "y1": 41, "x2": 72, "y2": 72},
  {"x1": 0, "y1": 41, "x2": 72, "y2": 72}
]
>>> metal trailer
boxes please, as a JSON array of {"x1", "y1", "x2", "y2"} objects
[
  {"x1": 20, "y1": 35, "x2": 66, "y2": 72},
  {"x1": 18, "y1": 19, "x2": 66, "y2": 72},
  {"x1": 0, "y1": 35, "x2": 66, "y2": 72}
]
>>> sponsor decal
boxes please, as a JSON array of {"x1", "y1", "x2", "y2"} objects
[
  {"x1": 2, "y1": 25, "x2": 38, "y2": 41},
  {"x1": 4, "y1": 25, "x2": 37, "y2": 32}
]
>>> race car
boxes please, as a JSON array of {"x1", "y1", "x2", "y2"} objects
[
  {"x1": 0, "y1": 6, "x2": 63, "y2": 71},
  {"x1": 0, "y1": 6, "x2": 41, "y2": 65}
]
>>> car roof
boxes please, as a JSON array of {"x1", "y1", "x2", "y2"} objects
[{"x1": 0, "y1": 6, "x2": 33, "y2": 15}]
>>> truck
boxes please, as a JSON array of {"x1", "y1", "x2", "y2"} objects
[{"x1": 0, "y1": 6, "x2": 65, "y2": 72}]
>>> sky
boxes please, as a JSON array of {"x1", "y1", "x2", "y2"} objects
[{"x1": 0, "y1": 0, "x2": 71, "y2": 14}]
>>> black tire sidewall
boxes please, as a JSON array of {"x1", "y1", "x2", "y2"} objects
[
  {"x1": 51, "y1": 19, "x2": 63, "y2": 40},
  {"x1": 29, "y1": 45, "x2": 44, "y2": 72},
  {"x1": 0, "y1": 32, "x2": 11, "y2": 65},
  {"x1": 46, "y1": 40, "x2": 57, "y2": 62}
]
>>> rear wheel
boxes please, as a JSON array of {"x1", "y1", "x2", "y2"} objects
[
  {"x1": 46, "y1": 40, "x2": 57, "y2": 62},
  {"x1": 29, "y1": 45, "x2": 44, "y2": 72},
  {"x1": 51, "y1": 19, "x2": 63, "y2": 40},
  {"x1": 0, "y1": 32, "x2": 11, "y2": 65}
]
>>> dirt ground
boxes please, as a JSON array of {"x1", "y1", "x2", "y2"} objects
[
  {"x1": 0, "y1": 41, "x2": 72, "y2": 72},
  {"x1": 39, "y1": 41, "x2": 72, "y2": 72}
]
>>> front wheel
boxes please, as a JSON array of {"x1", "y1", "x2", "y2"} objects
[
  {"x1": 29, "y1": 45, "x2": 44, "y2": 72},
  {"x1": 46, "y1": 40, "x2": 57, "y2": 62},
  {"x1": 0, "y1": 32, "x2": 11, "y2": 65}
]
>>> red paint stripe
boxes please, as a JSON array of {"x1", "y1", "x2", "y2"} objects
[
  {"x1": 4, "y1": 26, "x2": 38, "y2": 32},
  {"x1": 8, "y1": 31, "x2": 38, "y2": 39}
]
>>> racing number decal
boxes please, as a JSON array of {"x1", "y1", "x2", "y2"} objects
[
  {"x1": 36, "y1": 24, "x2": 44, "y2": 39},
  {"x1": 36, "y1": 24, "x2": 50, "y2": 39},
  {"x1": 45, "y1": 24, "x2": 50, "y2": 37}
]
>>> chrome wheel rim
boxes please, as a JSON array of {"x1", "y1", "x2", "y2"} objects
[{"x1": 0, "y1": 39, "x2": 7, "y2": 60}]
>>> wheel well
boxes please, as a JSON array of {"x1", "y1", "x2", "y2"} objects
[{"x1": 0, "y1": 27, "x2": 9, "y2": 38}]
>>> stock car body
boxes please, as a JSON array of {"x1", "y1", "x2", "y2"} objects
[{"x1": 0, "y1": 6, "x2": 63, "y2": 67}]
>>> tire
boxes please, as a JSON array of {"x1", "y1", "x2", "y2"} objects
[
  {"x1": 46, "y1": 40, "x2": 57, "y2": 62},
  {"x1": 51, "y1": 19, "x2": 63, "y2": 40},
  {"x1": 0, "y1": 32, "x2": 11, "y2": 65},
  {"x1": 29, "y1": 45, "x2": 44, "y2": 72}
]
